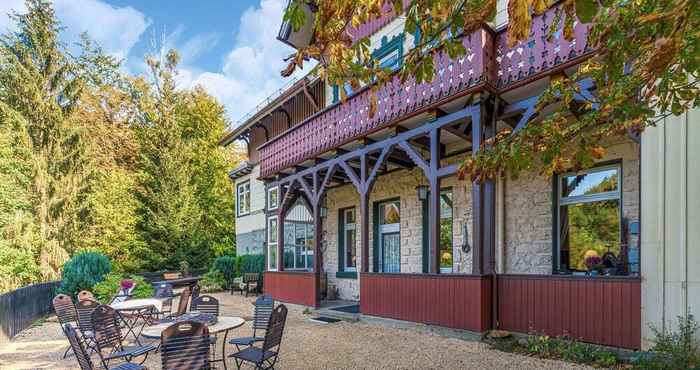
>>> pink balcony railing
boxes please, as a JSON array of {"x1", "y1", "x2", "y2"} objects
[{"x1": 258, "y1": 4, "x2": 591, "y2": 178}]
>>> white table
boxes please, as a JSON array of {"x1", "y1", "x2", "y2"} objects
[
  {"x1": 142, "y1": 316, "x2": 246, "y2": 370},
  {"x1": 111, "y1": 298, "x2": 164, "y2": 343},
  {"x1": 111, "y1": 298, "x2": 164, "y2": 313}
]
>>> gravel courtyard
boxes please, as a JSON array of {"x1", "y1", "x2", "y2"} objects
[{"x1": 0, "y1": 292, "x2": 593, "y2": 370}]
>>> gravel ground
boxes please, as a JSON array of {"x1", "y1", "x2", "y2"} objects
[{"x1": 0, "y1": 292, "x2": 593, "y2": 370}]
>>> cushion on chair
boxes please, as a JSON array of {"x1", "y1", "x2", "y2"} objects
[
  {"x1": 104, "y1": 344, "x2": 157, "y2": 360},
  {"x1": 110, "y1": 363, "x2": 145, "y2": 370},
  {"x1": 228, "y1": 336, "x2": 264, "y2": 346},
  {"x1": 229, "y1": 347, "x2": 276, "y2": 363}
]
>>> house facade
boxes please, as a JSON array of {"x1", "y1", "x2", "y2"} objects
[{"x1": 221, "y1": 1, "x2": 699, "y2": 351}]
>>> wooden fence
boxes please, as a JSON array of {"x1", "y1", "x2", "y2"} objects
[{"x1": 0, "y1": 281, "x2": 61, "y2": 346}]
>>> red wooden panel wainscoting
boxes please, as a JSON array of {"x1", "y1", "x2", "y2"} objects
[
  {"x1": 360, "y1": 273, "x2": 492, "y2": 333},
  {"x1": 264, "y1": 271, "x2": 317, "y2": 307},
  {"x1": 497, "y1": 275, "x2": 641, "y2": 349}
]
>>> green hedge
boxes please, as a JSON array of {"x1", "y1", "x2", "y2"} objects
[
  {"x1": 92, "y1": 273, "x2": 153, "y2": 303},
  {"x1": 239, "y1": 254, "x2": 264, "y2": 274}
]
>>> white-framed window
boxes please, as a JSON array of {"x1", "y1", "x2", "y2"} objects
[
  {"x1": 378, "y1": 200, "x2": 400, "y2": 273},
  {"x1": 267, "y1": 186, "x2": 279, "y2": 211},
  {"x1": 438, "y1": 189, "x2": 454, "y2": 273},
  {"x1": 340, "y1": 208, "x2": 357, "y2": 272},
  {"x1": 267, "y1": 216, "x2": 278, "y2": 271},
  {"x1": 283, "y1": 200, "x2": 314, "y2": 270},
  {"x1": 555, "y1": 164, "x2": 623, "y2": 274},
  {"x1": 236, "y1": 181, "x2": 251, "y2": 216}
]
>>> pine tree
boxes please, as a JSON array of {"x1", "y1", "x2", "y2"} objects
[{"x1": 0, "y1": 0, "x2": 91, "y2": 280}]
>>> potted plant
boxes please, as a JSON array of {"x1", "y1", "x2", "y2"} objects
[{"x1": 584, "y1": 255, "x2": 604, "y2": 276}]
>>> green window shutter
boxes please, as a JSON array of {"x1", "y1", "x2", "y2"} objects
[
  {"x1": 372, "y1": 202, "x2": 379, "y2": 273},
  {"x1": 338, "y1": 209, "x2": 344, "y2": 272},
  {"x1": 421, "y1": 198, "x2": 429, "y2": 273}
]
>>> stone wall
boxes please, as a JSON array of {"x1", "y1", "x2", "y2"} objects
[
  {"x1": 502, "y1": 138, "x2": 640, "y2": 274},
  {"x1": 322, "y1": 155, "x2": 473, "y2": 300}
]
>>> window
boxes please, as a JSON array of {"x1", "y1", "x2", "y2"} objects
[
  {"x1": 283, "y1": 200, "x2": 314, "y2": 270},
  {"x1": 267, "y1": 186, "x2": 279, "y2": 211},
  {"x1": 372, "y1": 34, "x2": 404, "y2": 72},
  {"x1": 339, "y1": 208, "x2": 357, "y2": 273},
  {"x1": 439, "y1": 190, "x2": 454, "y2": 273},
  {"x1": 555, "y1": 164, "x2": 623, "y2": 274},
  {"x1": 267, "y1": 216, "x2": 278, "y2": 271},
  {"x1": 237, "y1": 181, "x2": 251, "y2": 216},
  {"x1": 377, "y1": 200, "x2": 400, "y2": 273},
  {"x1": 421, "y1": 189, "x2": 454, "y2": 273}
]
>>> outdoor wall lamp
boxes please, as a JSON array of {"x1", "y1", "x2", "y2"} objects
[
  {"x1": 416, "y1": 185, "x2": 428, "y2": 201},
  {"x1": 319, "y1": 206, "x2": 328, "y2": 218}
]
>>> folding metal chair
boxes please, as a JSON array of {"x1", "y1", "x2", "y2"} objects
[
  {"x1": 63, "y1": 323, "x2": 144, "y2": 370},
  {"x1": 53, "y1": 294, "x2": 78, "y2": 358},
  {"x1": 91, "y1": 305, "x2": 156, "y2": 367},
  {"x1": 229, "y1": 304, "x2": 288, "y2": 370},
  {"x1": 228, "y1": 294, "x2": 274, "y2": 351},
  {"x1": 191, "y1": 295, "x2": 220, "y2": 317},
  {"x1": 160, "y1": 320, "x2": 212, "y2": 370}
]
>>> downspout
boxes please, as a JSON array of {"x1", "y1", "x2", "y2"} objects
[{"x1": 493, "y1": 176, "x2": 505, "y2": 330}]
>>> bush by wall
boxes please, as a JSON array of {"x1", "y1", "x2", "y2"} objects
[
  {"x1": 239, "y1": 254, "x2": 264, "y2": 274},
  {"x1": 59, "y1": 251, "x2": 111, "y2": 297},
  {"x1": 211, "y1": 255, "x2": 236, "y2": 283},
  {"x1": 92, "y1": 272, "x2": 153, "y2": 303}
]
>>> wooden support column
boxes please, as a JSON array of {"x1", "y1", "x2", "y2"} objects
[
  {"x1": 471, "y1": 100, "x2": 485, "y2": 275},
  {"x1": 276, "y1": 185, "x2": 287, "y2": 271},
  {"x1": 312, "y1": 201, "x2": 322, "y2": 308},
  {"x1": 428, "y1": 128, "x2": 441, "y2": 274},
  {"x1": 470, "y1": 97, "x2": 496, "y2": 275},
  {"x1": 360, "y1": 192, "x2": 370, "y2": 273}
]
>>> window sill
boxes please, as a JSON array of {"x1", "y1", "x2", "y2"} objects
[{"x1": 335, "y1": 271, "x2": 357, "y2": 279}]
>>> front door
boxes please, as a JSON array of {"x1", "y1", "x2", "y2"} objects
[{"x1": 378, "y1": 200, "x2": 401, "y2": 273}]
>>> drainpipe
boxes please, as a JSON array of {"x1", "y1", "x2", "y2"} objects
[{"x1": 492, "y1": 176, "x2": 505, "y2": 330}]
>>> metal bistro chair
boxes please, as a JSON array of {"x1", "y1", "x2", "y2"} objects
[
  {"x1": 190, "y1": 284, "x2": 201, "y2": 308},
  {"x1": 191, "y1": 295, "x2": 219, "y2": 317},
  {"x1": 76, "y1": 299, "x2": 100, "y2": 352},
  {"x1": 90, "y1": 305, "x2": 156, "y2": 367},
  {"x1": 78, "y1": 290, "x2": 95, "y2": 302},
  {"x1": 153, "y1": 282, "x2": 175, "y2": 317},
  {"x1": 53, "y1": 294, "x2": 78, "y2": 358},
  {"x1": 175, "y1": 286, "x2": 192, "y2": 317},
  {"x1": 160, "y1": 321, "x2": 211, "y2": 370},
  {"x1": 228, "y1": 294, "x2": 274, "y2": 351},
  {"x1": 230, "y1": 304, "x2": 288, "y2": 370},
  {"x1": 63, "y1": 324, "x2": 144, "y2": 370}
]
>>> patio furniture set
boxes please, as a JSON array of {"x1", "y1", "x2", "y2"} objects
[{"x1": 52, "y1": 280, "x2": 288, "y2": 370}]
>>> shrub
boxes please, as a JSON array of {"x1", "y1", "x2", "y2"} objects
[
  {"x1": 211, "y1": 256, "x2": 236, "y2": 283},
  {"x1": 239, "y1": 254, "x2": 264, "y2": 274},
  {"x1": 92, "y1": 272, "x2": 153, "y2": 303},
  {"x1": 524, "y1": 332, "x2": 620, "y2": 366},
  {"x1": 59, "y1": 251, "x2": 111, "y2": 297},
  {"x1": 635, "y1": 314, "x2": 700, "y2": 370},
  {"x1": 200, "y1": 270, "x2": 227, "y2": 293}
]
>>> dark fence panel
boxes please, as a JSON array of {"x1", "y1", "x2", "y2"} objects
[{"x1": 0, "y1": 281, "x2": 61, "y2": 346}]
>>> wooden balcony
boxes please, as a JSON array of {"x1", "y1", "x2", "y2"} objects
[{"x1": 258, "y1": 5, "x2": 592, "y2": 178}]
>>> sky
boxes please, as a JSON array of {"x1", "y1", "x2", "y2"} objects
[{"x1": 0, "y1": 0, "x2": 310, "y2": 127}]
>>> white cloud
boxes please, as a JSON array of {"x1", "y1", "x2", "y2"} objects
[
  {"x1": 54, "y1": 0, "x2": 150, "y2": 60},
  {"x1": 180, "y1": 0, "x2": 315, "y2": 126},
  {"x1": 0, "y1": 0, "x2": 26, "y2": 33},
  {"x1": 0, "y1": 0, "x2": 149, "y2": 61}
]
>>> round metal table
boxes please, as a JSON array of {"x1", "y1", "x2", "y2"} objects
[
  {"x1": 111, "y1": 298, "x2": 164, "y2": 344},
  {"x1": 142, "y1": 316, "x2": 245, "y2": 370}
]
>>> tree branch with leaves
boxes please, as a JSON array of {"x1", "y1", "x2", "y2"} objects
[{"x1": 283, "y1": 0, "x2": 699, "y2": 180}]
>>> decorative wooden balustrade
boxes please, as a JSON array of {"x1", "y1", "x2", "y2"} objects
[{"x1": 259, "y1": 4, "x2": 592, "y2": 178}]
